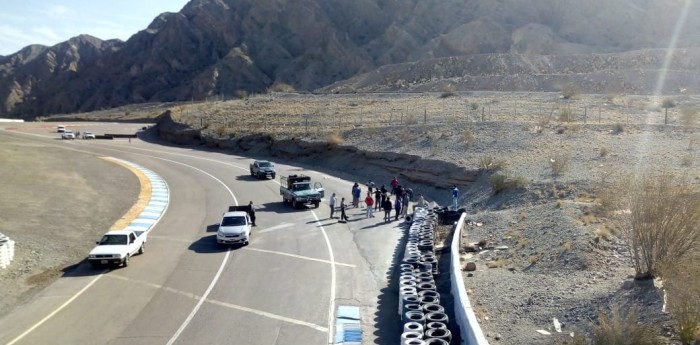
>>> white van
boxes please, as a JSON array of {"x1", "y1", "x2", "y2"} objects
[{"x1": 57, "y1": 125, "x2": 66, "y2": 133}]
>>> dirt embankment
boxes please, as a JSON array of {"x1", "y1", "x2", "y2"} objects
[{"x1": 156, "y1": 111, "x2": 477, "y2": 190}]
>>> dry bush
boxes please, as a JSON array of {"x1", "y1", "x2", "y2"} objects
[
  {"x1": 593, "y1": 305, "x2": 661, "y2": 345},
  {"x1": 487, "y1": 259, "x2": 506, "y2": 268},
  {"x1": 461, "y1": 128, "x2": 476, "y2": 147},
  {"x1": 606, "y1": 93, "x2": 619, "y2": 104},
  {"x1": 470, "y1": 102, "x2": 479, "y2": 111},
  {"x1": 397, "y1": 128, "x2": 411, "y2": 143},
  {"x1": 478, "y1": 156, "x2": 502, "y2": 170},
  {"x1": 269, "y1": 82, "x2": 296, "y2": 93},
  {"x1": 599, "y1": 147, "x2": 609, "y2": 157},
  {"x1": 612, "y1": 123, "x2": 624, "y2": 134},
  {"x1": 537, "y1": 115, "x2": 551, "y2": 127},
  {"x1": 235, "y1": 89, "x2": 248, "y2": 100},
  {"x1": 490, "y1": 173, "x2": 528, "y2": 194},
  {"x1": 429, "y1": 142, "x2": 442, "y2": 156},
  {"x1": 563, "y1": 241, "x2": 572, "y2": 251},
  {"x1": 440, "y1": 84, "x2": 456, "y2": 98},
  {"x1": 621, "y1": 173, "x2": 700, "y2": 279},
  {"x1": 405, "y1": 114, "x2": 418, "y2": 125},
  {"x1": 558, "y1": 107, "x2": 573, "y2": 122},
  {"x1": 594, "y1": 226, "x2": 612, "y2": 241},
  {"x1": 680, "y1": 106, "x2": 698, "y2": 130},
  {"x1": 561, "y1": 83, "x2": 581, "y2": 100},
  {"x1": 327, "y1": 131, "x2": 343, "y2": 145},
  {"x1": 661, "y1": 260, "x2": 700, "y2": 345},
  {"x1": 550, "y1": 154, "x2": 571, "y2": 178}
]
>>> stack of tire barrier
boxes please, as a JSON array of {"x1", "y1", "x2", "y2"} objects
[
  {"x1": 399, "y1": 207, "x2": 453, "y2": 345},
  {"x1": 0, "y1": 232, "x2": 15, "y2": 269}
]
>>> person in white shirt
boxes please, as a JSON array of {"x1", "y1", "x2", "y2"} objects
[{"x1": 329, "y1": 193, "x2": 337, "y2": 219}]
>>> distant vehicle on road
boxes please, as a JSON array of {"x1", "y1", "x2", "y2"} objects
[
  {"x1": 57, "y1": 125, "x2": 66, "y2": 133},
  {"x1": 249, "y1": 160, "x2": 276, "y2": 179},
  {"x1": 280, "y1": 174, "x2": 324, "y2": 208},
  {"x1": 61, "y1": 131, "x2": 75, "y2": 139},
  {"x1": 83, "y1": 131, "x2": 95, "y2": 139},
  {"x1": 88, "y1": 230, "x2": 147, "y2": 268},
  {"x1": 217, "y1": 209, "x2": 252, "y2": 246}
]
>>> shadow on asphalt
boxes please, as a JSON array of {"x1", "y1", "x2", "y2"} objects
[
  {"x1": 61, "y1": 260, "x2": 107, "y2": 277},
  {"x1": 188, "y1": 234, "x2": 231, "y2": 254},
  {"x1": 259, "y1": 201, "x2": 318, "y2": 214},
  {"x1": 206, "y1": 224, "x2": 219, "y2": 232},
  {"x1": 235, "y1": 174, "x2": 271, "y2": 182},
  {"x1": 372, "y1": 221, "x2": 408, "y2": 344}
]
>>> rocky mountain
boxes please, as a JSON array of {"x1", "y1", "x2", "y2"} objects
[{"x1": 2, "y1": 0, "x2": 700, "y2": 118}]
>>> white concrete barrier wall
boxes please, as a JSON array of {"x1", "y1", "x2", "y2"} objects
[
  {"x1": 0, "y1": 119, "x2": 24, "y2": 122},
  {"x1": 0, "y1": 233, "x2": 15, "y2": 269},
  {"x1": 451, "y1": 213, "x2": 489, "y2": 345}
]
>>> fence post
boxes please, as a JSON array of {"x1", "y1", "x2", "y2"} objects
[
  {"x1": 305, "y1": 118, "x2": 308, "y2": 135},
  {"x1": 424, "y1": 109, "x2": 427, "y2": 124},
  {"x1": 584, "y1": 107, "x2": 587, "y2": 124}
]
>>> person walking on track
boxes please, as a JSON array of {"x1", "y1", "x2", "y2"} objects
[
  {"x1": 382, "y1": 196, "x2": 393, "y2": 223},
  {"x1": 248, "y1": 201, "x2": 257, "y2": 226},
  {"x1": 329, "y1": 193, "x2": 337, "y2": 219},
  {"x1": 340, "y1": 197, "x2": 349, "y2": 223}
]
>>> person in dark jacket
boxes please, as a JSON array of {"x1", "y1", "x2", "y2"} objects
[
  {"x1": 394, "y1": 197, "x2": 402, "y2": 221},
  {"x1": 382, "y1": 197, "x2": 393, "y2": 223},
  {"x1": 248, "y1": 201, "x2": 256, "y2": 226},
  {"x1": 373, "y1": 188, "x2": 382, "y2": 211},
  {"x1": 340, "y1": 197, "x2": 349, "y2": 223},
  {"x1": 351, "y1": 183, "x2": 361, "y2": 208}
]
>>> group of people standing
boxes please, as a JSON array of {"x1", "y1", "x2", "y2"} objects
[{"x1": 329, "y1": 177, "x2": 426, "y2": 224}]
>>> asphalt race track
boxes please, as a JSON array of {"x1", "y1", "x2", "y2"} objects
[{"x1": 0, "y1": 123, "x2": 404, "y2": 345}]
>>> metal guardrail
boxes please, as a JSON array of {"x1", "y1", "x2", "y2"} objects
[
  {"x1": 451, "y1": 213, "x2": 489, "y2": 345},
  {"x1": 0, "y1": 233, "x2": 15, "y2": 269}
]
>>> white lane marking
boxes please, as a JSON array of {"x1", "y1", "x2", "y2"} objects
[
  {"x1": 158, "y1": 158, "x2": 238, "y2": 345},
  {"x1": 6, "y1": 274, "x2": 105, "y2": 345},
  {"x1": 147, "y1": 235, "x2": 355, "y2": 268},
  {"x1": 107, "y1": 274, "x2": 328, "y2": 333},
  {"x1": 241, "y1": 247, "x2": 354, "y2": 268},
  {"x1": 257, "y1": 222, "x2": 295, "y2": 233},
  {"x1": 310, "y1": 210, "x2": 337, "y2": 344}
]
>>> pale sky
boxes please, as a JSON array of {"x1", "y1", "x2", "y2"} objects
[{"x1": 0, "y1": 0, "x2": 191, "y2": 56}]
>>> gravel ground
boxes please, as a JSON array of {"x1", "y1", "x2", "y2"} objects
[{"x1": 0, "y1": 133, "x2": 140, "y2": 318}]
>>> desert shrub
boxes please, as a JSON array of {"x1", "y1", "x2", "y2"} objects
[
  {"x1": 470, "y1": 102, "x2": 479, "y2": 110},
  {"x1": 558, "y1": 107, "x2": 573, "y2": 122},
  {"x1": 662, "y1": 98, "x2": 676, "y2": 110},
  {"x1": 490, "y1": 173, "x2": 528, "y2": 194},
  {"x1": 593, "y1": 305, "x2": 661, "y2": 345},
  {"x1": 235, "y1": 89, "x2": 248, "y2": 100},
  {"x1": 550, "y1": 154, "x2": 571, "y2": 177},
  {"x1": 612, "y1": 123, "x2": 624, "y2": 134},
  {"x1": 429, "y1": 142, "x2": 442, "y2": 156},
  {"x1": 440, "y1": 84, "x2": 456, "y2": 98},
  {"x1": 600, "y1": 147, "x2": 609, "y2": 157},
  {"x1": 405, "y1": 114, "x2": 418, "y2": 125},
  {"x1": 269, "y1": 82, "x2": 295, "y2": 93},
  {"x1": 621, "y1": 173, "x2": 700, "y2": 279},
  {"x1": 461, "y1": 129, "x2": 476, "y2": 147},
  {"x1": 594, "y1": 226, "x2": 612, "y2": 241},
  {"x1": 561, "y1": 83, "x2": 581, "y2": 100},
  {"x1": 327, "y1": 131, "x2": 343, "y2": 145},
  {"x1": 479, "y1": 156, "x2": 507, "y2": 172},
  {"x1": 537, "y1": 115, "x2": 551, "y2": 127},
  {"x1": 215, "y1": 125, "x2": 228, "y2": 137},
  {"x1": 662, "y1": 261, "x2": 700, "y2": 344}
]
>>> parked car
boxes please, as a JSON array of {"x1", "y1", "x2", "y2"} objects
[
  {"x1": 83, "y1": 131, "x2": 95, "y2": 139},
  {"x1": 61, "y1": 131, "x2": 75, "y2": 139},
  {"x1": 57, "y1": 125, "x2": 66, "y2": 133},
  {"x1": 217, "y1": 210, "x2": 252, "y2": 246}
]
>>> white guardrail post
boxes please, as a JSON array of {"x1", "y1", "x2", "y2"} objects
[
  {"x1": 451, "y1": 213, "x2": 489, "y2": 345},
  {"x1": 0, "y1": 233, "x2": 15, "y2": 269}
]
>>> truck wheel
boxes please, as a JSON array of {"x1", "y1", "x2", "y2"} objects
[
  {"x1": 313, "y1": 201, "x2": 320, "y2": 208},
  {"x1": 250, "y1": 169, "x2": 254, "y2": 177},
  {"x1": 138, "y1": 244, "x2": 145, "y2": 255},
  {"x1": 292, "y1": 199, "x2": 298, "y2": 208},
  {"x1": 271, "y1": 174, "x2": 276, "y2": 179},
  {"x1": 123, "y1": 255, "x2": 130, "y2": 267}
]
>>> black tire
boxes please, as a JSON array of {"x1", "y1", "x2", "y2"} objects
[
  {"x1": 250, "y1": 169, "x2": 254, "y2": 177},
  {"x1": 271, "y1": 174, "x2": 276, "y2": 179},
  {"x1": 313, "y1": 201, "x2": 320, "y2": 208},
  {"x1": 123, "y1": 255, "x2": 130, "y2": 267},
  {"x1": 138, "y1": 243, "x2": 145, "y2": 255},
  {"x1": 292, "y1": 199, "x2": 298, "y2": 208}
]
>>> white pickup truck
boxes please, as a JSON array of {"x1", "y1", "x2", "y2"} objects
[{"x1": 88, "y1": 230, "x2": 146, "y2": 268}]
